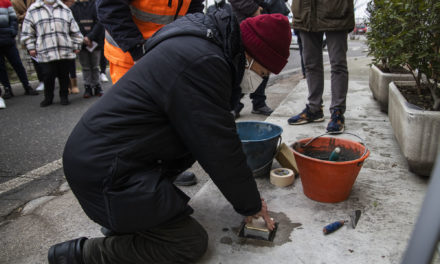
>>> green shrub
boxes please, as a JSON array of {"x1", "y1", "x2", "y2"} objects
[{"x1": 367, "y1": 0, "x2": 440, "y2": 110}]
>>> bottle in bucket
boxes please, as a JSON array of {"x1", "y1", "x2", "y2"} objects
[{"x1": 328, "y1": 147, "x2": 341, "y2": 161}]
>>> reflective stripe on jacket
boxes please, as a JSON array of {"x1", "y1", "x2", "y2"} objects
[{"x1": 104, "y1": 0, "x2": 191, "y2": 68}]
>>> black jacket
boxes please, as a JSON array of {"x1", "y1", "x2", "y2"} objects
[
  {"x1": 0, "y1": 0, "x2": 18, "y2": 47},
  {"x1": 71, "y1": 0, "x2": 104, "y2": 48},
  {"x1": 96, "y1": 0, "x2": 204, "y2": 61},
  {"x1": 63, "y1": 9, "x2": 261, "y2": 233}
]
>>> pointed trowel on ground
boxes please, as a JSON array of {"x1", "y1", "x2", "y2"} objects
[{"x1": 323, "y1": 210, "x2": 362, "y2": 235}]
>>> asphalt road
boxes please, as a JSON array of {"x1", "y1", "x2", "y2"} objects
[{"x1": 0, "y1": 37, "x2": 368, "y2": 221}]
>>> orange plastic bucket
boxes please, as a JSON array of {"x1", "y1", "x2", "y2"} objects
[{"x1": 291, "y1": 136, "x2": 369, "y2": 203}]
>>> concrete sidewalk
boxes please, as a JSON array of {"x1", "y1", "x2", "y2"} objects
[{"x1": 0, "y1": 57, "x2": 436, "y2": 264}]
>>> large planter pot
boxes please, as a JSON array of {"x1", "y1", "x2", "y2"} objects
[
  {"x1": 388, "y1": 81, "x2": 440, "y2": 176},
  {"x1": 369, "y1": 64, "x2": 413, "y2": 112}
]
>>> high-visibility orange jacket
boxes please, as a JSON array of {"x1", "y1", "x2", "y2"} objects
[{"x1": 97, "y1": 0, "x2": 203, "y2": 70}]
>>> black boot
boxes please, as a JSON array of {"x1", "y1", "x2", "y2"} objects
[
  {"x1": 173, "y1": 171, "x2": 197, "y2": 186},
  {"x1": 83, "y1": 85, "x2": 92, "y2": 98},
  {"x1": 48, "y1": 237, "x2": 87, "y2": 264},
  {"x1": 3, "y1": 86, "x2": 14, "y2": 99},
  {"x1": 60, "y1": 96, "x2": 69, "y2": 105},
  {"x1": 94, "y1": 84, "x2": 104, "y2": 97},
  {"x1": 24, "y1": 85, "x2": 39, "y2": 95}
]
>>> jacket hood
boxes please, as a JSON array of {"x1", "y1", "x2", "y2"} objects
[{"x1": 144, "y1": 10, "x2": 245, "y2": 88}]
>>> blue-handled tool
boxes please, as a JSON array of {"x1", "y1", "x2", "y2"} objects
[
  {"x1": 323, "y1": 220, "x2": 347, "y2": 235},
  {"x1": 323, "y1": 210, "x2": 362, "y2": 235}
]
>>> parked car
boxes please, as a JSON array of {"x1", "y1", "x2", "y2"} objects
[{"x1": 354, "y1": 23, "x2": 368, "y2": 34}]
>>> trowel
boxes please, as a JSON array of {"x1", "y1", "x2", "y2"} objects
[{"x1": 323, "y1": 210, "x2": 361, "y2": 235}]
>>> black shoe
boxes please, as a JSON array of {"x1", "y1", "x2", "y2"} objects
[
  {"x1": 173, "y1": 171, "x2": 197, "y2": 186},
  {"x1": 24, "y1": 86, "x2": 39, "y2": 95},
  {"x1": 40, "y1": 99, "x2": 53, "y2": 107},
  {"x1": 3, "y1": 87, "x2": 13, "y2": 99},
  {"x1": 83, "y1": 86, "x2": 92, "y2": 98},
  {"x1": 48, "y1": 237, "x2": 87, "y2": 264},
  {"x1": 252, "y1": 105, "x2": 274, "y2": 116},
  {"x1": 60, "y1": 97, "x2": 69, "y2": 105},
  {"x1": 94, "y1": 85, "x2": 104, "y2": 97}
]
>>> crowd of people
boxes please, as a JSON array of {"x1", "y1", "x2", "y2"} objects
[
  {"x1": 0, "y1": 0, "x2": 109, "y2": 109},
  {"x1": 1, "y1": 0, "x2": 354, "y2": 263}
]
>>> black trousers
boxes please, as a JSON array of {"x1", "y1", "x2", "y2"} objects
[
  {"x1": 0, "y1": 43, "x2": 30, "y2": 88},
  {"x1": 40, "y1": 59, "x2": 71, "y2": 101},
  {"x1": 83, "y1": 216, "x2": 208, "y2": 264}
]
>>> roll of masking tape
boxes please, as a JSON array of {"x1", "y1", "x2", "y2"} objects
[{"x1": 270, "y1": 168, "x2": 294, "y2": 187}]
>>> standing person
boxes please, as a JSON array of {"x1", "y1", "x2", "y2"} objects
[
  {"x1": 11, "y1": 0, "x2": 45, "y2": 92},
  {"x1": 0, "y1": 0, "x2": 38, "y2": 101},
  {"x1": 62, "y1": 0, "x2": 79, "y2": 94},
  {"x1": 71, "y1": 0, "x2": 104, "y2": 98},
  {"x1": 21, "y1": 0, "x2": 83, "y2": 107},
  {"x1": 229, "y1": 0, "x2": 290, "y2": 117},
  {"x1": 288, "y1": 0, "x2": 354, "y2": 134},
  {"x1": 47, "y1": 12, "x2": 291, "y2": 264},
  {"x1": 96, "y1": 0, "x2": 204, "y2": 84},
  {"x1": 96, "y1": 0, "x2": 204, "y2": 185}
]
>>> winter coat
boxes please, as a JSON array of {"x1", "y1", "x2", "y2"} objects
[
  {"x1": 0, "y1": 0, "x2": 18, "y2": 47},
  {"x1": 291, "y1": 0, "x2": 354, "y2": 32},
  {"x1": 96, "y1": 0, "x2": 205, "y2": 62},
  {"x1": 20, "y1": 0, "x2": 83, "y2": 62},
  {"x1": 63, "y1": 9, "x2": 261, "y2": 233},
  {"x1": 229, "y1": 0, "x2": 289, "y2": 23},
  {"x1": 10, "y1": 0, "x2": 35, "y2": 25},
  {"x1": 70, "y1": 0, "x2": 104, "y2": 48}
]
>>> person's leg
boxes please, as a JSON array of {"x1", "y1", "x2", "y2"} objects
[
  {"x1": 295, "y1": 30, "x2": 306, "y2": 78},
  {"x1": 287, "y1": 31, "x2": 325, "y2": 125},
  {"x1": 0, "y1": 50, "x2": 13, "y2": 98},
  {"x1": 83, "y1": 216, "x2": 208, "y2": 264},
  {"x1": 68, "y1": 59, "x2": 79, "y2": 94},
  {"x1": 32, "y1": 59, "x2": 45, "y2": 91},
  {"x1": 90, "y1": 49, "x2": 103, "y2": 96},
  {"x1": 324, "y1": 31, "x2": 348, "y2": 133},
  {"x1": 4, "y1": 44, "x2": 38, "y2": 95},
  {"x1": 100, "y1": 48, "x2": 106, "y2": 73},
  {"x1": 79, "y1": 50, "x2": 93, "y2": 98},
  {"x1": 250, "y1": 76, "x2": 273, "y2": 115},
  {"x1": 40, "y1": 61, "x2": 56, "y2": 107},
  {"x1": 57, "y1": 60, "x2": 71, "y2": 105},
  {"x1": 325, "y1": 31, "x2": 349, "y2": 114},
  {"x1": 301, "y1": 31, "x2": 325, "y2": 113}
]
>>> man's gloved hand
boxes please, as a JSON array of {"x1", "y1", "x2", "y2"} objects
[{"x1": 245, "y1": 198, "x2": 275, "y2": 230}]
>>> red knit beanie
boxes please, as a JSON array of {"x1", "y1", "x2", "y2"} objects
[{"x1": 240, "y1": 14, "x2": 291, "y2": 74}]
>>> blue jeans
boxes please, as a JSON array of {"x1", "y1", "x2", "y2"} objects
[{"x1": 0, "y1": 43, "x2": 30, "y2": 88}]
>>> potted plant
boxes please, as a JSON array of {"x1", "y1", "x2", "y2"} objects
[
  {"x1": 366, "y1": 0, "x2": 413, "y2": 112},
  {"x1": 386, "y1": 0, "x2": 440, "y2": 176}
]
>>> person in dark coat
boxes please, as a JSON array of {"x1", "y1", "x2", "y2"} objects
[
  {"x1": 48, "y1": 10, "x2": 291, "y2": 264},
  {"x1": 228, "y1": 0, "x2": 290, "y2": 118},
  {"x1": 288, "y1": 0, "x2": 354, "y2": 133},
  {"x1": 70, "y1": 0, "x2": 104, "y2": 97},
  {"x1": 0, "y1": 0, "x2": 38, "y2": 101}
]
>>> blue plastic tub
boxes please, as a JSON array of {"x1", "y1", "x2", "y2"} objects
[{"x1": 236, "y1": 121, "x2": 283, "y2": 178}]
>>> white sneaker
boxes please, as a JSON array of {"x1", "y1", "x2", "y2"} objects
[
  {"x1": 100, "y1": 73, "x2": 109, "y2": 82},
  {"x1": 36, "y1": 82, "x2": 44, "y2": 91},
  {"x1": 0, "y1": 97, "x2": 6, "y2": 109}
]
